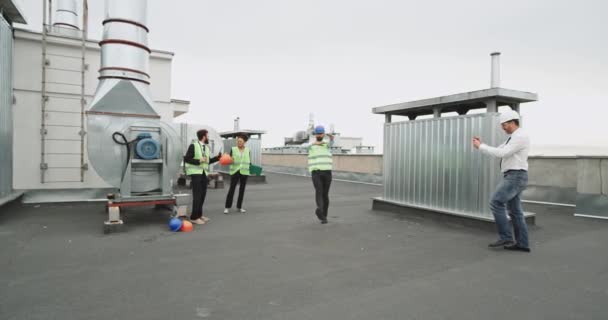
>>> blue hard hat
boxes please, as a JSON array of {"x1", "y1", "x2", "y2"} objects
[
  {"x1": 314, "y1": 125, "x2": 325, "y2": 134},
  {"x1": 168, "y1": 218, "x2": 183, "y2": 232}
]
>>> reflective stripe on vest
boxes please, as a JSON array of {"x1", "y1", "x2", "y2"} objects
[
  {"x1": 308, "y1": 144, "x2": 333, "y2": 172},
  {"x1": 230, "y1": 146, "x2": 251, "y2": 175},
  {"x1": 185, "y1": 141, "x2": 210, "y2": 175}
]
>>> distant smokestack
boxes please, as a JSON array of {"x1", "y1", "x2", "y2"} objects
[
  {"x1": 53, "y1": 0, "x2": 79, "y2": 30},
  {"x1": 234, "y1": 117, "x2": 240, "y2": 131},
  {"x1": 491, "y1": 52, "x2": 501, "y2": 88}
]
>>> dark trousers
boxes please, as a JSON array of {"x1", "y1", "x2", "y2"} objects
[
  {"x1": 311, "y1": 170, "x2": 332, "y2": 220},
  {"x1": 225, "y1": 171, "x2": 248, "y2": 209},
  {"x1": 190, "y1": 174, "x2": 208, "y2": 220}
]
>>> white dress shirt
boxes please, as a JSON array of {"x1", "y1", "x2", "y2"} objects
[{"x1": 479, "y1": 128, "x2": 530, "y2": 173}]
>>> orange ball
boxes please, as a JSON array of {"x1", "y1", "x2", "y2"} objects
[
  {"x1": 219, "y1": 154, "x2": 232, "y2": 166},
  {"x1": 181, "y1": 220, "x2": 193, "y2": 232}
]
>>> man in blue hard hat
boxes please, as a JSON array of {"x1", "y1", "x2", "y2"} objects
[{"x1": 308, "y1": 125, "x2": 334, "y2": 224}]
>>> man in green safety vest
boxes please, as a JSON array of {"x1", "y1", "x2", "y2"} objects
[
  {"x1": 184, "y1": 129, "x2": 221, "y2": 225},
  {"x1": 224, "y1": 134, "x2": 251, "y2": 214},
  {"x1": 308, "y1": 125, "x2": 334, "y2": 224}
]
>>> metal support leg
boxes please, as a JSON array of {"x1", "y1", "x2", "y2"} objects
[
  {"x1": 104, "y1": 206, "x2": 124, "y2": 234},
  {"x1": 175, "y1": 205, "x2": 188, "y2": 218}
]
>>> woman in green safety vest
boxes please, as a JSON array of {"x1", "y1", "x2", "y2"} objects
[
  {"x1": 184, "y1": 129, "x2": 221, "y2": 225},
  {"x1": 224, "y1": 134, "x2": 251, "y2": 214},
  {"x1": 308, "y1": 125, "x2": 334, "y2": 224}
]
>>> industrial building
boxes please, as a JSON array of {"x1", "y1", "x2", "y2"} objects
[
  {"x1": 265, "y1": 114, "x2": 375, "y2": 154},
  {"x1": 5, "y1": 0, "x2": 190, "y2": 203},
  {"x1": 0, "y1": 0, "x2": 26, "y2": 206}
]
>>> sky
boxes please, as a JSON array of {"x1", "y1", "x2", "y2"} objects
[{"x1": 15, "y1": 0, "x2": 608, "y2": 152}]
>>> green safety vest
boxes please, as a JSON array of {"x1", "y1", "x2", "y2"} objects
[
  {"x1": 185, "y1": 140, "x2": 210, "y2": 176},
  {"x1": 308, "y1": 143, "x2": 333, "y2": 172},
  {"x1": 230, "y1": 147, "x2": 251, "y2": 175}
]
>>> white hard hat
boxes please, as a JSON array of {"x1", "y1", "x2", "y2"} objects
[{"x1": 499, "y1": 109, "x2": 520, "y2": 124}]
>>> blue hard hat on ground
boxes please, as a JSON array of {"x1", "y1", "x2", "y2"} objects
[
  {"x1": 314, "y1": 125, "x2": 325, "y2": 134},
  {"x1": 169, "y1": 218, "x2": 183, "y2": 232}
]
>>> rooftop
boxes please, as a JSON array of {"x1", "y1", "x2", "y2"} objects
[
  {"x1": 1, "y1": 173, "x2": 607, "y2": 319},
  {"x1": 373, "y1": 87, "x2": 538, "y2": 117}
]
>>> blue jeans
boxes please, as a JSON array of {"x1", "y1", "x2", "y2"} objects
[{"x1": 490, "y1": 170, "x2": 529, "y2": 248}]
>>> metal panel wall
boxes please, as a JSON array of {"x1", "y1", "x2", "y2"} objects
[
  {"x1": 0, "y1": 15, "x2": 14, "y2": 199},
  {"x1": 221, "y1": 138, "x2": 262, "y2": 172},
  {"x1": 383, "y1": 113, "x2": 505, "y2": 219}
]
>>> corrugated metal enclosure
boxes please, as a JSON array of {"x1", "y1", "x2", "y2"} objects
[
  {"x1": 218, "y1": 122, "x2": 266, "y2": 174},
  {"x1": 382, "y1": 114, "x2": 504, "y2": 219},
  {"x1": 372, "y1": 54, "x2": 538, "y2": 222},
  {"x1": 0, "y1": 14, "x2": 14, "y2": 201},
  {"x1": 222, "y1": 138, "x2": 263, "y2": 167}
]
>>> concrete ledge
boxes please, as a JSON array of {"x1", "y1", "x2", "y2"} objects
[
  {"x1": 372, "y1": 197, "x2": 536, "y2": 231},
  {"x1": 264, "y1": 165, "x2": 383, "y2": 185},
  {"x1": 575, "y1": 193, "x2": 608, "y2": 219},
  {"x1": 0, "y1": 191, "x2": 24, "y2": 207},
  {"x1": 523, "y1": 186, "x2": 576, "y2": 206}
]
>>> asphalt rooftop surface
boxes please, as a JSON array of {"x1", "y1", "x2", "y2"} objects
[{"x1": 1, "y1": 173, "x2": 607, "y2": 320}]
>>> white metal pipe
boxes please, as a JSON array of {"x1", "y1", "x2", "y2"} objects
[
  {"x1": 491, "y1": 52, "x2": 501, "y2": 88},
  {"x1": 54, "y1": 0, "x2": 79, "y2": 30},
  {"x1": 234, "y1": 117, "x2": 240, "y2": 131},
  {"x1": 98, "y1": 0, "x2": 151, "y2": 84}
]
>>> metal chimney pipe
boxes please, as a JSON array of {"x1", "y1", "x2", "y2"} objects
[
  {"x1": 88, "y1": 0, "x2": 157, "y2": 117},
  {"x1": 491, "y1": 52, "x2": 501, "y2": 88},
  {"x1": 53, "y1": 0, "x2": 79, "y2": 30},
  {"x1": 234, "y1": 117, "x2": 240, "y2": 131},
  {"x1": 97, "y1": 0, "x2": 151, "y2": 85}
]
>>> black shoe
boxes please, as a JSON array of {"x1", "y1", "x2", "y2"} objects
[
  {"x1": 488, "y1": 239, "x2": 515, "y2": 248},
  {"x1": 321, "y1": 219, "x2": 328, "y2": 224},
  {"x1": 315, "y1": 209, "x2": 322, "y2": 220},
  {"x1": 504, "y1": 244, "x2": 531, "y2": 252}
]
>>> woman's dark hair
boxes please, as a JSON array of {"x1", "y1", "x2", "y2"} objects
[
  {"x1": 237, "y1": 134, "x2": 249, "y2": 142},
  {"x1": 196, "y1": 129, "x2": 208, "y2": 140},
  {"x1": 512, "y1": 119, "x2": 520, "y2": 126}
]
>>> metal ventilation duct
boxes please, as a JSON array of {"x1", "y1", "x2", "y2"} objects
[
  {"x1": 88, "y1": 0, "x2": 155, "y2": 118},
  {"x1": 53, "y1": 0, "x2": 79, "y2": 30},
  {"x1": 86, "y1": 0, "x2": 182, "y2": 191}
]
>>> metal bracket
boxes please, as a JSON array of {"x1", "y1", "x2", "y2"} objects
[
  {"x1": 43, "y1": 95, "x2": 49, "y2": 102},
  {"x1": 40, "y1": 128, "x2": 48, "y2": 135},
  {"x1": 84, "y1": 64, "x2": 89, "y2": 71},
  {"x1": 82, "y1": 163, "x2": 88, "y2": 170},
  {"x1": 44, "y1": 59, "x2": 50, "y2": 66},
  {"x1": 78, "y1": 130, "x2": 87, "y2": 137},
  {"x1": 40, "y1": 163, "x2": 48, "y2": 170},
  {"x1": 12, "y1": 94, "x2": 16, "y2": 105}
]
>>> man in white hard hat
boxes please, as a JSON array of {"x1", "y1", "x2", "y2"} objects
[{"x1": 473, "y1": 109, "x2": 531, "y2": 252}]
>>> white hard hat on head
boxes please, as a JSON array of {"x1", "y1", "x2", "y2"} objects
[{"x1": 499, "y1": 109, "x2": 520, "y2": 124}]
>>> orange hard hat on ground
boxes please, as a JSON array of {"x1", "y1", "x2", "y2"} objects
[{"x1": 181, "y1": 220, "x2": 193, "y2": 232}]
